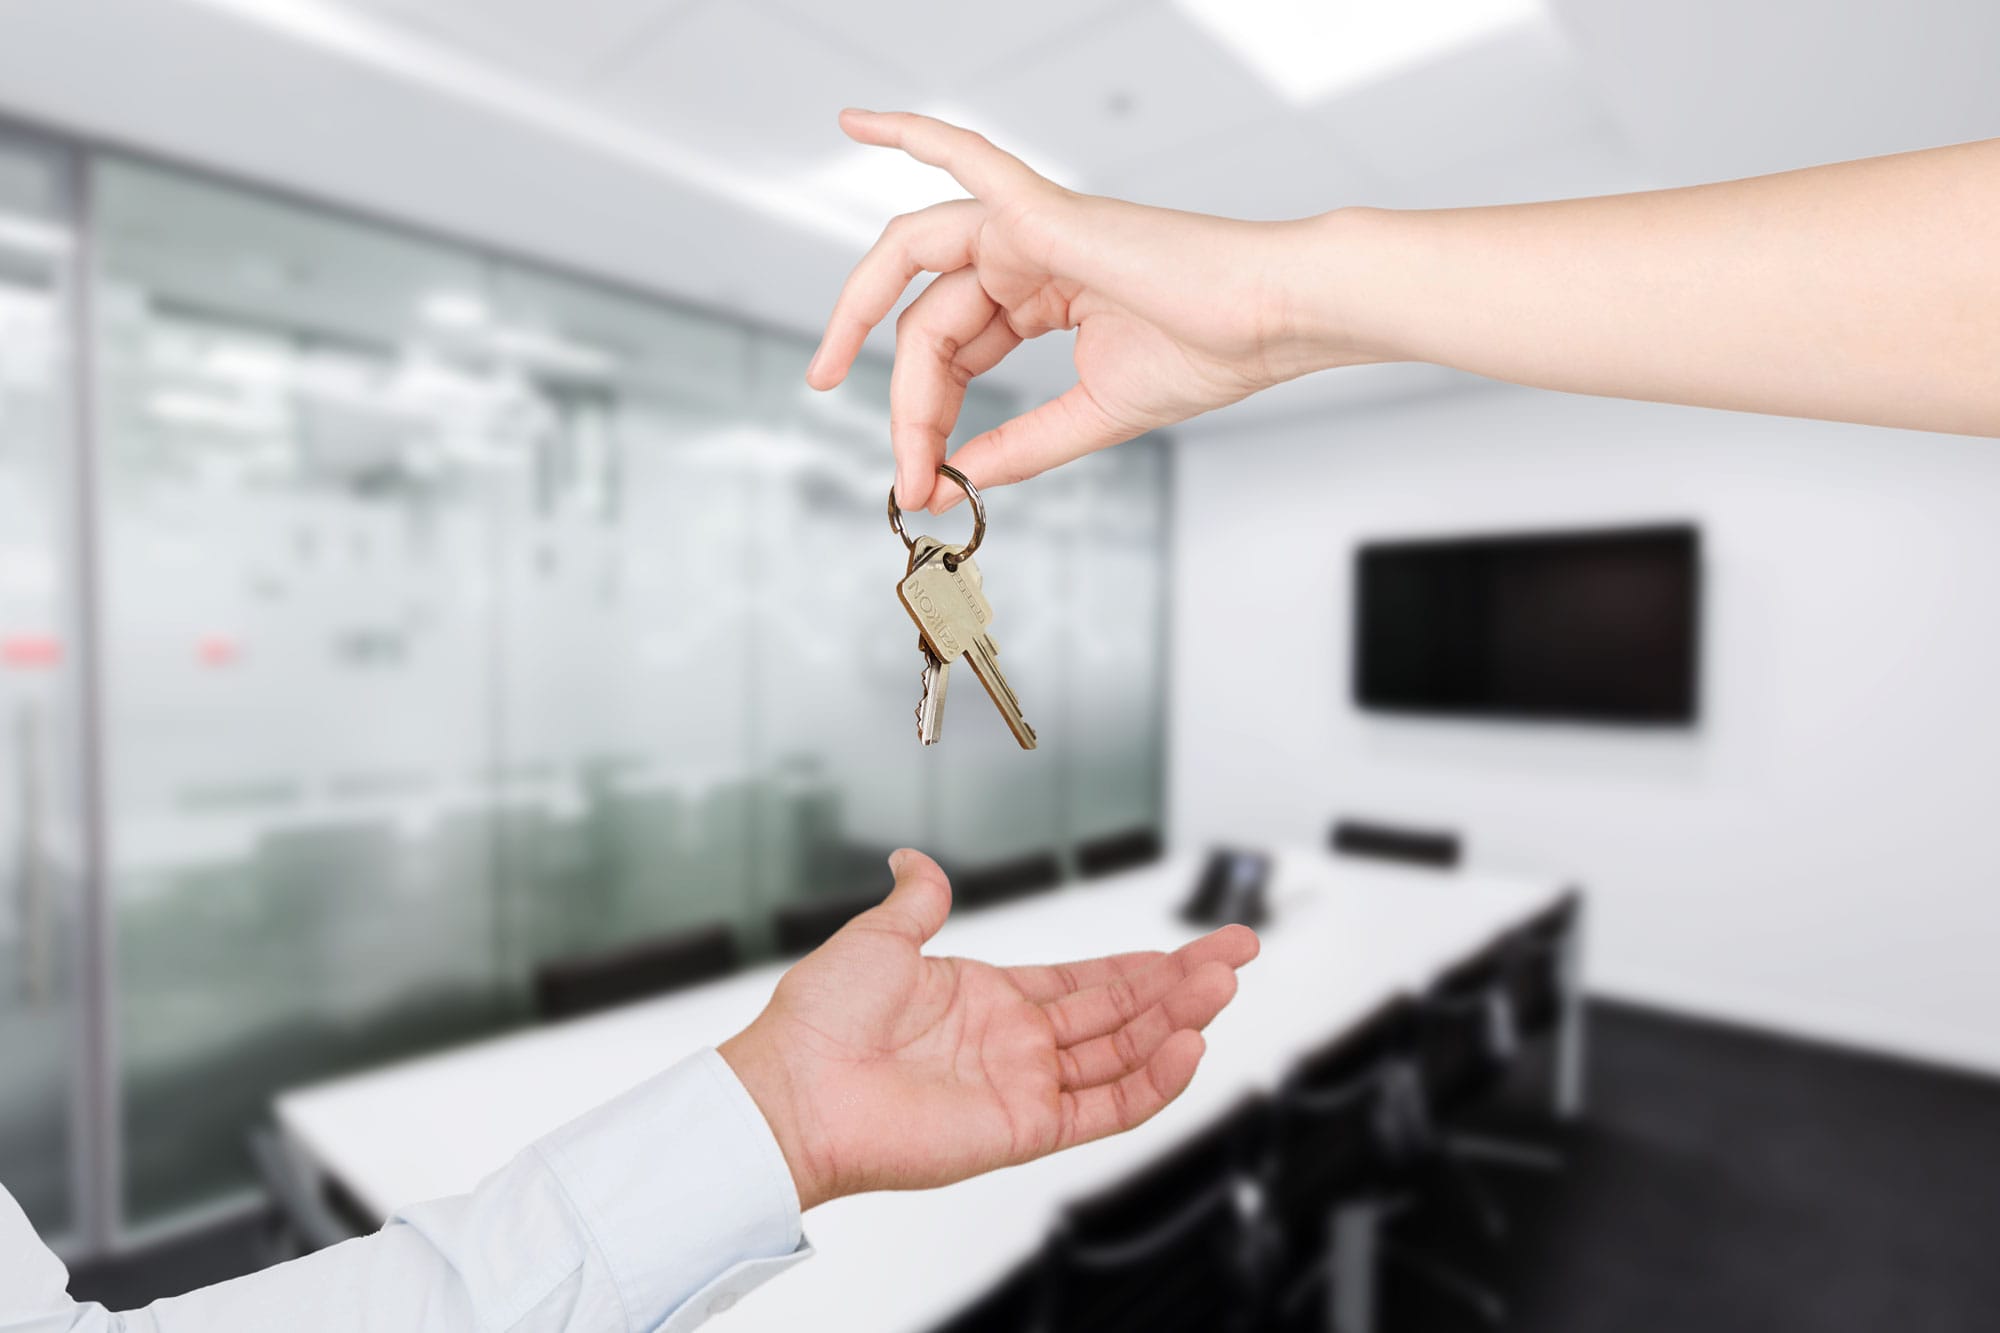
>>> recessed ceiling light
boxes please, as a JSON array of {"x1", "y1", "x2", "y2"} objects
[
  {"x1": 418, "y1": 291, "x2": 490, "y2": 330},
  {"x1": 1176, "y1": 0, "x2": 1545, "y2": 104}
]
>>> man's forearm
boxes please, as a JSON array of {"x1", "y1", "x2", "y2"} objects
[{"x1": 1304, "y1": 139, "x2": 2000, "y2": 437}]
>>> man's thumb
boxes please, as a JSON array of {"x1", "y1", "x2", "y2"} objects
[{"x1": 869, "y1": 849, "x2": 953, "y2": 945}]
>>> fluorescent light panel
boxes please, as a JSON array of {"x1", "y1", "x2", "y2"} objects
[
  {"x1": 183, "y1": 0, "x2": 878, "y2": 246},
  {"x1": 1177, "y1": 0, "x2": 1545, "y2": 104}
]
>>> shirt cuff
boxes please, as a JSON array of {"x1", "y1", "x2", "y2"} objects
[{"x1": 534, "y1": 1047, "x2": 812, "y2": 1330}]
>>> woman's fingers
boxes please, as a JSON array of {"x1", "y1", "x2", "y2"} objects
[
  {"x1": 808, "y1": 198, "x2": 984, "y2": 391},
  {"x1": 927, "y1": 382, "x2": 1136, "y2": 513},
  {"x1": 889, "y1": 268, "x2": 1007, "y2": 509},
  {"x1": 838, "y1": 109, "x2": 1046, "y2": 202},
  {"x1": 1056, "y1": 961, "x2": 1238, "y2": 1090},
  {"x1": 1056, "y1": 1029, "x2": 1205, "y2": 1151}
]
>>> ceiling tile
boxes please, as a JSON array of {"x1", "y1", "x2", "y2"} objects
[
  {"x1": 1307, "y1": 17, "x2": 1634, "y2": 189},
  {"x1": 1548, "y1": 0, "x2": 2000, "y2": 183},
  {"x1": 1097, "y1": 114, "x2": 1390, "y2": 221},
  {"x1": 956, "y1": 4, "x2": 1290, "y2": 185},
  {"x1": 587, "y1": 1, "x2": 919, "y2": 176},
  {"x1": 760, "y1": 0, "x2": 1134, "y2": 84},
  {"x1": 347, "y1": 0, "x2": 691, "y2": 84}
]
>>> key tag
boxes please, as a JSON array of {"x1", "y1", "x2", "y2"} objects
[{"x1": 888, "y1": 462, "x2": 985, "y2": 571}]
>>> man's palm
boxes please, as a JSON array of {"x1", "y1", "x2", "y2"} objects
[{"x1": 721, "y1": 851, "x2": 1257, "y2": 1209}]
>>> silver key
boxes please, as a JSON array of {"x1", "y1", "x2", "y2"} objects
[
  {"x1": 898, "y1": 547, "x2": 1038, "y2": 750},
  {"x1": 907, "y1": 537, "x2": 952, "y2": 745}
]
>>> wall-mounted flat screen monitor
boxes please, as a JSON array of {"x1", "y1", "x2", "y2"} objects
[{"x1": 1354, "y1": 524, "x2": 1700, "y2": 725}]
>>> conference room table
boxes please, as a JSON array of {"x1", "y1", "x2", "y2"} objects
[{"x1": 275, "y1": 848, "x2": 1583, "y2": 1333}]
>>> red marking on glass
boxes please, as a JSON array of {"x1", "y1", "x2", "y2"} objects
[
  {"x1": 198, "y1": 636, "x2": 241, "y2": 668},
  {"x1": 1, "y1": 635, "x2": 63, "y2": 669}
]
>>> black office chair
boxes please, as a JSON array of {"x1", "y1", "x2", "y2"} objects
[
  {"x1": 1046, "y1": 1095, "x2": 1271, "y2": 1333},
  {"x1": 1389, "y1": 924, "x2": 1575, "y2": 1332},
  {"x1": 532, "y1": 922, "x2": 739, "y2": 1022},
  {"x1": 247, "y1": 1126, "x2": 365, "y2": 1261},
  {"x1": 772, "y1": 891, "x2": 879, "y2": 955},
  {"x1": 1500, "y1": 891, "x2": 1581, "y2": 1041},
  {"x1": 926, "y1": 1257, "x2": 1046, "y2": 1333},
  {"x1": 1416, "y1": 938, "x2": 1519, "y2": 1120},
  {"x1": 1329, "y1": 819, "x2": 1462, "y2": 870},
  {"x1": 1262, "y1": 997, "x2": 1423, "y2": 1333},
  {"x1": 1074, "y1": 827, "x2": 1164, "y2": 879},
  {"x1": 953, "y1": 851, "x2": 1064, "y2": 909}
]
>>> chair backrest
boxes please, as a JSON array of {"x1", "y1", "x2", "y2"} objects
[
  {"x1": 1328, "y1": 818, "x2": 1461, "y2": 870},
  {"x1": 772, "y1": 891, "x2": 878, "y2": 955},
  {"x1": 1074, "y1": 827, "x2": 1164, "y2": 880},
  {"x1": 926, "y1": 1257, "x2": 1045, "y2": 1333},
  {"x1": 953, "y1": 851, "x2": 1064, "y2": 909},
  {"x1": 1266, "y1": 996, "x2": 1418, "y2": 1229},
  {"x1": 1047, "y1": 1095, "x2": 1268, "y2": 1333},
  {"x1": 1503, "y1": 890, "x2": 1581, "y2": 1038},
  {"x1": 1416, "y1": 937, "x2": 1515, "y2": 1115},
  {"x1": 532, "y1": 922, "x2": 739, "y2": 1022}
]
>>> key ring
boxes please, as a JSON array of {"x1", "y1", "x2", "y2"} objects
[{"x1": 888, "y1": 462, "x2": 985, "y2": 568}]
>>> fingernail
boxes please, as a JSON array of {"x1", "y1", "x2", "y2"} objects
[{"x1": 887, "y1": 850, "x2": 909, "y2": 873}]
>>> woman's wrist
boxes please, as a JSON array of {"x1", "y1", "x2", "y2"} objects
[{"x1": 1275, "y1": 205, "x2": 1410, "y2": 375}]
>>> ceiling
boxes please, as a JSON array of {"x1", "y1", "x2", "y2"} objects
[{"x1": 4, "y1": 0, "x2": 1999, "y2": 414}]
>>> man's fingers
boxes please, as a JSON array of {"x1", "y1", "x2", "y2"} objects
[
  {"x1": 888, "y1": 268, "x2": 1002, "y2": 510},
  {"x1": 807, "y1": 199, "x2": 984, "y2": 393},
  {"x1": 1006, "y1": 925, "x2": 1259, "y2": 1005},
  {"x1": 838, "y1": 109, "x2": 1045, "y2": 203},
  {"x1": 1057, "y1": 1029, "x2": 1205, "y2": 1151},
  {"x1": 1042, "y1": 927, "x2": 1259, "y2": 1047},
  {"x1": 1057, "y1": 961, "x2": 1238, "y2": 1090},
  {"x1": 930, "y1": 383, "x2": 1134, "y2": 513},
  {"x1": 850, "y1": 849, "x2": 952, "y2": 946}
]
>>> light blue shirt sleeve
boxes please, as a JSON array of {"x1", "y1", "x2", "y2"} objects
[{"x1": 0, "y1": 1048, "x2": 811, "y2": 1333}]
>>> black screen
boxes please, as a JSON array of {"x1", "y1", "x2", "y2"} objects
[{"x1": 1355, "y1": 524, "x2": 1699, "y2": 724}]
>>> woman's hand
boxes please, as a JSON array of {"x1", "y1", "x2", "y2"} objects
[
  {"x1": 807, "y1": 109, "x2": 1372, "y2": 513},
  {"x1": 719, "y1": 849, "x2": 1259, "y2": 1210}
]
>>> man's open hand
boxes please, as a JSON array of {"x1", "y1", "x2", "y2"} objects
[{"x1": 719, "y1": 849, "x2": 1258, "y2": 1210}]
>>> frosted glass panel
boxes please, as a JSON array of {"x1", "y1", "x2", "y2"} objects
[
  {"x1": 1065, "y1": 445, "x2": 1170, "y2": 843},
  {"x1": 94, "y1": 159, "x2": 516, "y2": 1222},
  {"x1": 746, "y1": 338, "x2": 933, "y2": 918},
  {"x1": 81, "y1": 153, "x2": 1169, "y2": 1228},
  {"x1": 486, "y1": 265, "x2": 757, "y2": 967},
  {"x1": 0, "y1": 127, "x2": 81, "y2": 1242}
]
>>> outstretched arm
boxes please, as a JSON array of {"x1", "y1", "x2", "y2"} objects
[
  {"x1": 5, "y1": 852, "x2": 1253, "y2": 1332},
  {"x1": 1322, "y1": 138, "x2": 2000, "y2": 440},
  {"x1": 809, "y1": 111, "x2": 2000, "y2": 512}
]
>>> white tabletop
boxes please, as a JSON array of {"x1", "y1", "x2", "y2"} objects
[{"x1": 275, "y1": 848, "x2": 1566, "y2": 1333}]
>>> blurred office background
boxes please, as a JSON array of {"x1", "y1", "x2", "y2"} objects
[{"x1": 3, "y1": 0, "x2": 1999, "y2": 1329}]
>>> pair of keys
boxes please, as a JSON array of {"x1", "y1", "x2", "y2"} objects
[{"x1": 889, "y1": 464, "x2": 1037, "y2": 750}]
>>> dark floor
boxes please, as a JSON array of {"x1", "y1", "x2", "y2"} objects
[
  {"x1": 68, "y1": 1000, "x2": 2000, "y2": 1329},
  {"x1": 1391, "y1": 1000, "x2": 2000, "y2": 1333}
]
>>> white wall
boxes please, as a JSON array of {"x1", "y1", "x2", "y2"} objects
[{"x1": 1170, "y1": 380, "x2": 2000, "y2": 1075}]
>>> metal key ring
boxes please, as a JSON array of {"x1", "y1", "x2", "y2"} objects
[{"x1": 887, "y1": 462, "x2": 985, "y2": 564}]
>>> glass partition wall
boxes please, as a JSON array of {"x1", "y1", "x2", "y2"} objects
[
  {"x1": 0, "y1": 126, "x2": 87, "y2": 1248},
  {"x1": 5, "y1": 138, "x2": 1168, "y2": 1239}
]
